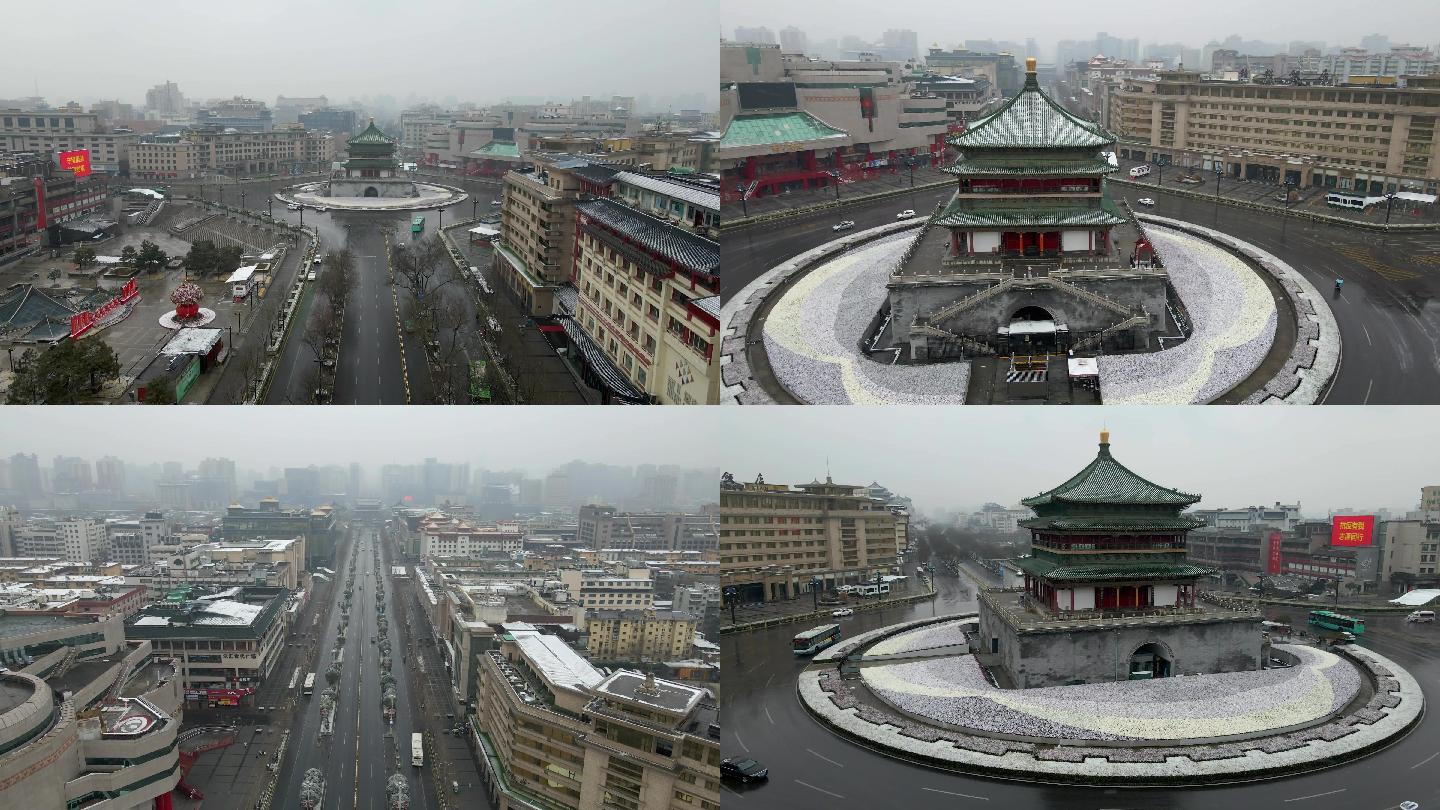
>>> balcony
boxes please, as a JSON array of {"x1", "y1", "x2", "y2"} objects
[{"x1": 979, "y1": 587, "x2": 1258, "y2": 634}]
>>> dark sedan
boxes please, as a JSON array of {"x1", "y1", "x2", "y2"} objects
[{"x1": 720, "y1": 757, "x2": 769, "y2": 783}]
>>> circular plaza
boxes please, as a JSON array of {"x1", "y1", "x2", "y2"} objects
[{"x1": 798, "y1": 614, "x2": 1423, "y2": 785}]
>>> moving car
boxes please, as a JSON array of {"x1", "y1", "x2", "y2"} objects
[
  {"x1": 287, "y1": 203, "x2": 301, "y2": 211},
  {"x1": 1407, "y1": 610, "x2": 1436, "y2": 623},
  {"x1": 490, "y1": 200, "x2": 502, "y2": 206},
  {"x1": 1129, "y1": 165, "x2": 1151, "y2": 178},
  {"x1": 1399, "y1": 801, "x2": 1418, "y2": 810},
  {"x1": 307, "y1": 271, "x2": 317, "y2": 281},
  {"x1": 831, "y1": 608, "x2": 854, "y2": 618},
  {"x1": 720, "y1": 757, "x2": 769, "y2": 783},
  {"x1": 1137, "y1": 198, "x2": 1156, "y2": 206},
  {"x1": 832, "y1": 220, "x2": 856, "y2": 231},
  {"x1": 312, "y1": 257, "x2": 322, "y2": 265},
  {"x1": 897, "y1": 209, "x2": 917, "y2": 218}
]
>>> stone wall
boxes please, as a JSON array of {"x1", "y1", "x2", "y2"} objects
[
  {"x1": 978, "y1": 609, "x2": 1263, "y2": 688},
  {"x1": 892, "y1": 271, "x2": 1170, "y2": 359},
  {"x1": 327, "y1": 179, "x2": 416, "y2": 198}
]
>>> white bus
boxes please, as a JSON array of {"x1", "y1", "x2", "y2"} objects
[
  {"x1": 303, "y1": 673, "x2": 316, "y2": 697},
  {"x1": 1326, "y1": 192, "x2": 1371, "y2": 210},
  {"x1": 793, "y1": 624, "x2": 842, "y2": 656},
  {"x1": 411, "y1": 732, "x2": 424, "y2": 767}
]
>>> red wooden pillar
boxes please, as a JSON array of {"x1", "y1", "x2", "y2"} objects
[
  {"x1": 155, "y1": 793, "x2": 174, "y2": 810},
  {"x1": 950, "y1": 230, "x2": 961, "y2": 256}
]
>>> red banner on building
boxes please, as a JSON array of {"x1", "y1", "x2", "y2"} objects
[
  {"x1": 32, "y1": 177, "x2": 46, "y2": 229},
  {"x1": 1267, "y1": 531, "x2": 1284, "y2": 575},
  {"x1": 59, "y1": 149, "x2": 92, "y2": 178},
  {"x1": 1332, "y1": 515, "x2": 1376, "y2": 547}
]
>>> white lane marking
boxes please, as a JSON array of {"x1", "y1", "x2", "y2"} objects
[
  {"x1": 1284, "y1": 788, "x2": 1347, "y2": 802},
  {"x1": 1362, "y1": 323, "x2": 1373, "y2": 346},
  {"x1": 765, "y1": 673, "x2": 774, "y2": 688},
  {"x1": 806, "y1": 748, "x2": 843, "y2": 767},
  {"x1": 1411, "y1": 750, "x2": 1440, "y2": 769},
  {"x1": 764, "y1": 706, "x2": 775, "y2": 725},
  {"x1": 920, "y1": 787, "x2": 990, "y2": 801},
  {"x1": 1363, "y1": 378, "x2": 1374, "y2": 404},
  {"x1": 733, "y1": 732, "x2": 749, "y2": 752},
  {"x1": 794, "y1": 780, "x2": 844, "y2": 799},
  {"x1": 721, "y1": 785, "x2": 746, "y2": 800}
]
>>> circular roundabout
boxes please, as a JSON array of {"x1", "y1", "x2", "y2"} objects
[
  {"x1": 274, "y1": 181, "x2": 467, "y2": 213},
  {"x1": 722, "y1": 216, "x2": 1339, "y2": 406},
  {"x1": 797, "y1": 614, "x2": 1423, "y2": 785}
]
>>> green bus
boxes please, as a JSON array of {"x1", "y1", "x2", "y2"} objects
[
  {"x1": 1308, "y1": 609, "x2": 1365, "y2": 635},
  {"x1": 411, "y1": 215, "x2": 425, "y2": 233}
]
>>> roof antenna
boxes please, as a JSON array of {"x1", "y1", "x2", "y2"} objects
[{"x1": 826, "y1": 456, "x2": 832, "y2": 485}]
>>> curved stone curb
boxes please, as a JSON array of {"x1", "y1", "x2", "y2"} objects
[
  {"x1": 814, "y1": 614, "x2": 967, "y2": 664},
  {"x1": 720, "y1": 219, "x2": 923, "y2": 404},
  {"x1": 272, "y1": 182, "x2": 468, "y2": 213},
  {"x1": 799, "y1": 624, "x2": 1422, "y2": 785},
  {"x1": 1135, "y1": 214, "x2": 1340, "y2": 404}
]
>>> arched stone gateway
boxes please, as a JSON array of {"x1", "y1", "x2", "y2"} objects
[
  {"x1": 1006, "y1": 305, "x2": 1060, "y2": 352},
  {"x1": 364, "y1": 187, "x2": 379, "y2": 197},
  {"x1": 1128, "y1": 640, "x2": 1175, "y2": 679}
]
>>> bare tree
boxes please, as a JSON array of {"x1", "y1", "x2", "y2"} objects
[
  {"x1": 390, "y1": 236, "x2": 453, "y2": 314},
  {"x1": 302, "y1": 307, "x2": 340, "y2": 367},
  {"x1": 431, "y1": 296, "x2": 470, "y2": 403},
  {"x1": 319, "y1": 249, "x2": 358, "y2": 313}
]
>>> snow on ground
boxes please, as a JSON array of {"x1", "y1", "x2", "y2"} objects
[
  {"x1": 762, "y1": 234, "x2": 971, "y2": 404},
  {"x1": 1098, "y1": 226, "x2": 1277, "y2": 403},
  {"x1": 866, "y1": 618, "x2": 972, "y2": 656},
  {"x1": 862, "y1": 644, "x2": 1358, "y2": 741}
]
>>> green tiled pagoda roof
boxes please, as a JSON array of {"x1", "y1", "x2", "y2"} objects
[
  {"x1": 1021, "y1": 515, "x2": 1207, "y2": 532},
  {"x1": 470, "y1": 140, "x2": 520, "y2": 158},
  {"x1": 1012, "y1": 556, "x2": 1214, "y2": 582},
  {"x1": 932, "y1": 196, "x2": 1128, "y2": 228},
  {"x1": 952, "y1": 74, "x2": 1113, "y2": 150},
  {"x1": 1023, "y1": 440, "x2": 1201, "y2": 508},
  {"x1": 349, "y1": 120, "x2": 395, "y2": 146},
  {"x1": 718, "y1": 111, "x2": 847, "y2": 150},
  {"x1": 941, "y1": 157, "x2": 1117, "y2": 176}
]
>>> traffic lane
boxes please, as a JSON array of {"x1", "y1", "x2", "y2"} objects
[
  {"x1": 331, "y1": 222, "x2": 407, "y2": 404},
  {"x1": 722, "y1": 188, "x2": 952, "y2": 303}
]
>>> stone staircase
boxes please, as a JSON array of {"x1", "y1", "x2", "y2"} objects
[{"x1": 1070, "y1": 313, "x2": 1151, "y2": 352}]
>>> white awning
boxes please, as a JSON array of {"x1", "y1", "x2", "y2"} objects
[
  {"x1": 1001, "y1": 319, "x2": 1061, "y2": 336},
  {"x1": 1067, "y1": 357, "x2": 1099, "y2": 377},
  {"x1": 468, "y1": 225, "x2": 500, "y2": 237},
  {"x1": 1389, "y1": 589, "x2": 1440, "y2": 606},
  {"x1": 1394, "y1": 192, "x2": 1437, "y2": 204},
  {"x1": 226, "y1": 265, "x2": 259, "y2": 283}
]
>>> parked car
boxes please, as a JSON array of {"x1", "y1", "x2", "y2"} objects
[
  {"x1": 287, "y1": 203, "x2": 301, "y2": 211},
  {"x1": 1137, "y1": 198, "x2": 1156, "y2": 206},
  {"x1": 897, "y1": 209, "x2": 917, "y2": 218},
  {"x1": 831, "y1": 608, "x2": 855, "y2": 617},
  {"x1": 832, "y1": 220, "x2": 855, "y2": 232},
  {"x1": 490, "y1": 200, "x2": 502, "y2": 206},
  {"x1": 720, "y1": 757, "x2": 769, "y2": 783},
  {"x1": 307, "y1": 271, "x2": 317, "y2": 281}
]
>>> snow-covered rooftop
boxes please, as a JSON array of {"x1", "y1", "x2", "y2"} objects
[{"x1": 512, "y1": 631, "x2": 603, "y2": 693}]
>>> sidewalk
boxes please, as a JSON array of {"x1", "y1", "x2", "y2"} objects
[{"x1": 723, "y1": 579, "x2": 934, "y2": 630}]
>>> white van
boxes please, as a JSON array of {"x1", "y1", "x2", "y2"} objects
[
  {"x1": 1407, "y1": 610, "x2": 1436, "y2": 623},
  {"x1": 877, "y1": 583, "x2": 891, "y2": 595},
  {"x1": 1129, "y1": 165, "x2": 1151, "y2": 178}
]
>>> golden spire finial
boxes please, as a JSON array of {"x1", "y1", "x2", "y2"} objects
[
  {"x1": 1100, "y1": 427, "x2": 1110, "y2": 445},
  {"x1": 1026, "y1": 56, "x2": 1037, "y2": 74}
]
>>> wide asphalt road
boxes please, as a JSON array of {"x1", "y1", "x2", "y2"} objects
[
  {"x1": 723, "y1": 570, "x2": 1440, "y2": 810},
  {"x1": 723, "y1": 186, "x2": 1440, "y2": 404},
  {"x1": 272, "y1": 527, "x2": 438, "y2": 809}
]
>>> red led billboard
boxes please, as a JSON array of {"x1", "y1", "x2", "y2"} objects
[
  {"x1": 58, "y1": 149, "x2": 91, "y2": 178},
  {"x1": 1331, "y1": 515, "x2": 1375, "y2": 547},
  {"x1": 1267, "y1": 531, "x2": 1284, "y2": 575}
]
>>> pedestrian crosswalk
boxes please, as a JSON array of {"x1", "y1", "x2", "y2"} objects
[
  {"x1": 1006, "y1": 369, "x2": 1047, "y2": 383},
  {"x1": 1334, "y1": 244, "x2": 1421, "y2": 282}
]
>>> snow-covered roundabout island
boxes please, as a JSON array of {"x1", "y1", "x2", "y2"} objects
[
  {"x1": 799, "y1": 615, "x2": 1423, "y2": 785},
  {"x1": 276, "y1": 181, "x2": 467, "y2": 213},
  {"x1": 730, "y1": 216, "x2": 1331, "y2": 405}
]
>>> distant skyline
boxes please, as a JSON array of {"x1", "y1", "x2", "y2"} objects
[
  {"x1": 713, "y1": 407, "x2": 1436, "y2": 516},
  {"x1": 1, "y1": 0, "x2": 717, "y2": 112},
  {"x1": 723, "y1": 0, "x2": 1440, "y2": 59},
  {"x1": 0, "y1": 407, "x2": 727, "y2": 476}
]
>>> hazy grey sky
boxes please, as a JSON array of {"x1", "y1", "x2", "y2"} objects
[
  {"x1": 0, "y1": 407, "x2": 724, "y2": 474},
  {"x1": 722, "y1": 0, "x2": 1440, "y2": 55},
  {"x1": 2, "y1": 0, "x2": 718, "y2": 110},
  {"x1": 713, "y1": 407, "x2": 1435, "y2": 516}
]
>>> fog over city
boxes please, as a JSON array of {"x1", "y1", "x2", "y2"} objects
[
  {"x1": 722, "y1": 0, "x2": 1440, "y2": 59},
  {"x1": 0, "y1": 406, "x2": 726, "y2": 473},
  {"x1": 1, "y1": 0, "x2": 718, "y2": 113},
  {"x1": 713, "y1": 407, "x2": 1435, "y2": 515}
]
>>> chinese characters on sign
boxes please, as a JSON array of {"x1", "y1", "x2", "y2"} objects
[
  {"x1": 1331, "y1": 515, "x2": 1376, "y2": 547},
  {"x1": 58, "y1": 149, "x2": 92, "y2": 178},
  {"x1": 1267, "y1": 531, "x2": 1284, "y2": 575}
]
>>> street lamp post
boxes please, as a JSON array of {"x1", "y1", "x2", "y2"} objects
[
  {"x1": 472, "y1": 198, "x2": 478, "y2": 221},
  {"x1": 1214, "y1": 166, "x2": 1223, "y2": 220},
  {"x1": 1281, "y1": 181, "x2": 1295, "y2": 239},
  {"x1": 811, "y1": 577, "x2": 821, "y2": 610},
  {"x1": 1385, "y1": 192, "x2": 1398, "y2": 226},
  {"x1": 241, "y1": 189, "x2": 246, "y2": 211},
  {"x1": 735, "y1": 185, "x2": 748, "y2": 218}
]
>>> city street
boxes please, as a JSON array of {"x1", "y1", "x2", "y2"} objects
[
  {"x1": 271, "y1": 527, "x2": 441, "y2": 810},
  {"x1": 722, "y1": 563, "x2": 1440, "y2": 810},
  {"x1": 723, "y1": 184, "x2": 1440, "y2": 404}
]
